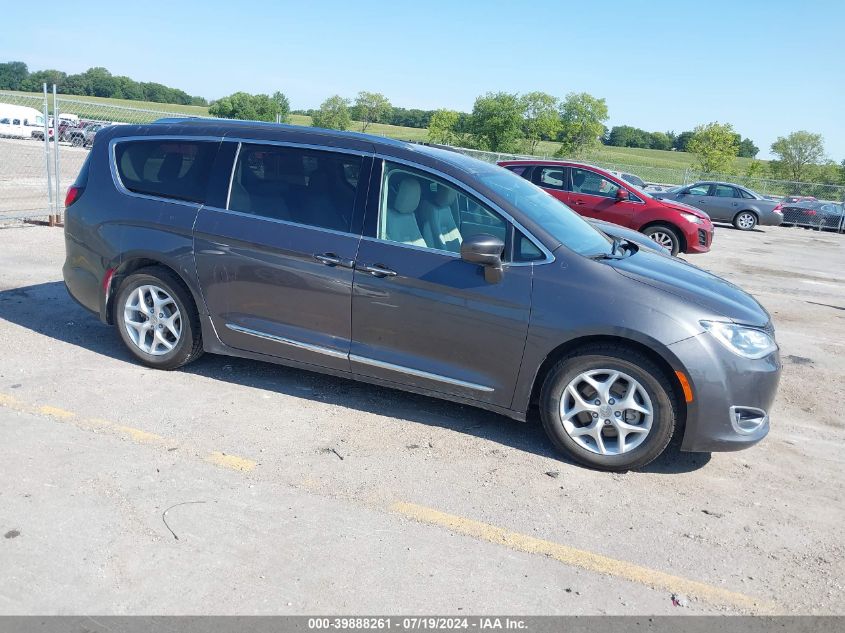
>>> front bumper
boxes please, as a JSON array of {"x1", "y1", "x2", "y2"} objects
[
  {"x1": 669, "y1": 330, "x2": 781, "y2": 452},
  {"x1": 682, "y1": 223, "x2": 713, "y2": 254}
]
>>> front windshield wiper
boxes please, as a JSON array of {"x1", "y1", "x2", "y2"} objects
[{"x1": 588, "y1": 237, "x2": 634, "y2": 260}]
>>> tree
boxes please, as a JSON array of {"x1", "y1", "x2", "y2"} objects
[
  {"x1": 0, "y1": 61, "x2": 28, "y2": 90},
  {"x1": 354, "y1": 91, "x2": 391, "y2": 132},
  {"x1": 20, "y1": 69, "x2": 67, "y2": 92},
  {"x1": 606, "y1": 125, "x2": 649, "y2": 148},
  {"x1": 519, "y1": 91, "x2": 559, "y2": 153},
  {"x1": 468, "y1": 92, "x2": 524, "y2": 153},
  {"x1": 687, "y1": 122, "x2": 739, "y2": 173},
  {"x1": 271, "y1": 91, "x2": 291, "y2": 122},
  {"x1": 208, "y1": 91, "x2": 292, "y2": 122},
  {"x1": 770, "y1": 131, "x2": 825, "y2": 181},
  {"x1": 738, "y1": 137, "x2": 759, "y2": 158},
  {"x1": 427, "y1": 109, "x2": 461, "y2": 145},
  {"x1": 649, "y1": 131, "x2": 673, "y2": 151},
  {"x1": 311, "y1": 95, "x2": 351, "y2": 131},
  {"x1": 745, "y1": 159, "x2": 765, "y2": 178},
  {"x1": 556, "y1": 92, "x2": 608, "y2": 157},
  {"x1": 673, "y1": 130, "x2": 694, "y2": 152}
]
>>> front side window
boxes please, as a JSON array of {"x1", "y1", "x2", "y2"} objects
[
  {"x1": 378, "y1": 162, "x2": 508, "y2": 254},
  {"x1": 571, "y1": 168, "x2": 621, "y2": 199},
  {"x1": 714, "y1": 185, "x2": 738, "y2": 198},
  {"x1": 687, "y1": 184, "x2": 710, "y2": 196},
  {"x1": 115, "y1": 139, "x2": 218, "y2": 203},
  {"x1": 228, "y1": 144, "x2": 362, "y2": 232}
]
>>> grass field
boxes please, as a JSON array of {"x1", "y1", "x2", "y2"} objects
[{"x1": 1, "y1": 90, "x2": 758, "y2": 177}]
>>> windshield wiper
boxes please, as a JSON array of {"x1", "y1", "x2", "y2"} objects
[{"x1": 588, "y1": 237, "x2": 634, "y2": 260}]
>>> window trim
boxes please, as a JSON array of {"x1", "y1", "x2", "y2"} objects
[
  {"x1": 371, "y1": 155, "x2": 554, "y2": 267},
  {"x1": 109, "y1": 134, "x2": 224, "y2": 207}
]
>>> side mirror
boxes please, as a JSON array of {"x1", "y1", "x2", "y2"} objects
[
  {"x1": 615, "y1": 188, "x2": 630, "y2": 202},
  {"x1": 461, "y1": 234, "x2": 505, "y2": 283}
]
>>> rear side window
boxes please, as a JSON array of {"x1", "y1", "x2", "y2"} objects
[
  {"x1": 713, "y1": 185, "x2": 738, "y2": 198},
  {"x1": 228, "y1": 144, "x2": 362, "y2": 233},
  {"x1": 114, "y1": 140, "x2": 218, "y2": 203},
  {"x1": 534, "y1": 167, "x2": 567, "y2": 190}
]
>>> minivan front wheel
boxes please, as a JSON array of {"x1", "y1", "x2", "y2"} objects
[
  {"x1": 642, "y1": 224, "x2": 681, "y2": 256},
  {"x1": 114, "y1": 268, "x2": 203, "y2": 370},
  {"x1": 539, "y1": 346, "x2": 677, "y2": 471}
]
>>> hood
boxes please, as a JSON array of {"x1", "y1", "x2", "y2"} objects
[
  {"x1": 657, "y1": 198, "x2": 710, "y2": 219},
  {"x1": 609, "y1": 249, "x2": 770, "y2": 327}
]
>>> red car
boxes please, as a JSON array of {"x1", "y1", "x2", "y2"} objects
[{"x1": 498, "y1": 160, "x2": 714, "y2": 255}]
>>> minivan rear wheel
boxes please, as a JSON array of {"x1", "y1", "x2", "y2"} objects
[
  {"x1": 114, "y1": 267, "x2": 203, "y2": 370},
  {"x1": 539, "y1": 346, "x2": 677, "y2": 471},
  {"x1": 642, "y1": 224, "x2": 681, "y2": 256}
]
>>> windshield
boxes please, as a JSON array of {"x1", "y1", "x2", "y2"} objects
[{"x1": 478, "y1": 168, "x2": 612, "y2": 256}]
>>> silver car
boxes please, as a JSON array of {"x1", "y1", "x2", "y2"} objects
[{"x1": 655, "y1": 181, "x2": 783, "y2": 230}]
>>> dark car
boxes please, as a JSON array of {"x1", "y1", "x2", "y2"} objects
[
  {"x1": 498, "y1": 160, "x2": 713, "y2": 256},
  {"x1": 66, "y1": 122, "x2": 107, "y2": 148},
  {"x1": 782, "y1": 201, "x2": 844, "y2": 231},
  {"x1": 654, "y1": 181, "x2": 783, "y2": 230},
  {"x1": 62, "y1": 120, "x2": 780, "y2": 471}
]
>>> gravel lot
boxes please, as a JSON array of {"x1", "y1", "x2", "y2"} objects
[{"x1": 0, "y1": 223, "x2": 842, "y2": 615}]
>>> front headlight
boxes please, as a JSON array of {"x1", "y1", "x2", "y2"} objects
[
  {"x1": 681, "y1": 212, "x2": 703, "y2": 224},
  {"x1": 701, "y1": 321, "x2": 777, "y2": 359}
]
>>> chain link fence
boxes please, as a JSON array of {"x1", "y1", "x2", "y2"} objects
[{"x1": 0, "y1": 88, "x2": 191, "y2": 224}]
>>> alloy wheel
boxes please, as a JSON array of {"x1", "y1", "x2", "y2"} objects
[
  {"x1": 122, "y1": 284, "x2": 182, "y2": 356},
  {"x1": 559, "y1": 369, "x2": 654, "y2": 455},
  {"x1": 737, "y1": 213, "x2": 755, "y2": 229},
  {"x1": 649, "y1": 231, "x2": 675, "y2": 250}
]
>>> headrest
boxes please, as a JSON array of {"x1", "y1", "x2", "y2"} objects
[
  {"x1": 434, "y1": 185, "x2": 457, "y2": 207},
  {"x1": 394, "y1": 177, "x2": 421, "y2": 214}
]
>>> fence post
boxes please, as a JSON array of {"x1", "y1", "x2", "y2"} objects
[
  {"x1": 42, "y1": 83, "x2": 54, "y2": 217},
  {"x1": 52, "y1": 85, "x2": 61, "y2": 226}
]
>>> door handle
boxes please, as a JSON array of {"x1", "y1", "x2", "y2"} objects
[
  {"x1": 572, "y1": 199, "x2": 586, "y2": 205},
  {"x1": 356, "y1": 263, "x2": 397, "y2": 277},
  {"x1": 314, "y1": 253, "x2": 354, "y2": 268}
]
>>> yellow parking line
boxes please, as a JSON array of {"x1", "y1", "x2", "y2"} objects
[
  {"x1": 0, "y1": 392, "x2": 256, "y2": 475},
  {"x1": 392, "y1": 501, "x2": 776, "y2": 612}
]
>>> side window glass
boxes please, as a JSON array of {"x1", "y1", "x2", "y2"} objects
[
  {"x1": 228, "y1": 144, "x2": 361, "y2": 232},
  {"x1": 379, "y1": 162, "x2": 508, "y2": 254},
  {"x1": 687, "y1": 184, "x2": 710, "y2": 196},
  {"x1": 115, "y1": 140, "x2": 218, "y2": 203},
  {"x1": 514, "y1": 230, "x2": 544, "y2": 262},
  {"x1": 536, "y1": 167, "x2": 566, "y2": 190},
  {"x1": 740, "y1": 189, "x2": 755, "y2": 199},
  {"x1": 506, "y1": 165, "x2": 529, "y2": 177},
  {"x1": 571, "y1": 168, "x2": 620, "y2": 199}
]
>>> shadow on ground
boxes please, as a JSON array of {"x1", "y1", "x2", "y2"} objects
[{"x1": 0, "y1": 281, "x2": 710, "y2": 474}]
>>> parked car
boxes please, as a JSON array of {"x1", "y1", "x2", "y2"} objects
[
  {"x1": 782, "y1": 195, "x2": 816, "y2": 204},
  {"x1": 65, "y1": 122, "x2": 106, "y2": 148},
  {"x1": 498, "y1": 160, "x2": 713, "y2": 256},
  {"x1": 608, "y1": 170, "x2": 646, "y2": 189},
  {"x1": 782, "y1": 201, "x2": 844, "y2": 231},
  {"x1": 653, "y1": 182, "x2": 783, "y2": 230},
  {"x1": 63, "y1": 119, "x2": 780, "y2": 471}
]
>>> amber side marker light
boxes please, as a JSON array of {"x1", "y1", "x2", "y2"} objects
[{"x1": 675, "y1": 370, "x2": 694, "y2": 403}]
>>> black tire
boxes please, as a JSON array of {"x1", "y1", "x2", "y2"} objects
[
  {"x1": 71, "y1": 136, "x2": 83, "y2": 147},
  {"x1": 733, "y1": 211, "x2": 758, "y2": 231},
  {"x1": 642, "y1": 224, "x2": 681, "y2": 256},
  {"x1": 114, "y1": 267, "x2": 203, "y2": 370},
  {"x1": 539, "y1": 345, "x2": 678, "y2": 471}
]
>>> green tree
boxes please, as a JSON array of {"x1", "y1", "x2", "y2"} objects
[
  {"x1": 427, "y1": 109, "x2": 461, "y2": 145},
  {"x1": 84, "y1": 67, "x2": 117, "y2": 98},
  {"x1": 687, "y1": 122, "x2": 739, "y2": 173},
  {"x1": 674, "y1": 130, "x2": 694, "y2": 152},
  {"x1": 208, "y1": 91, "x2": 291, "y2": 122},
  {"x1": 354, "y1": 91, "x2": 391, "y2": 132},
  {"x1": 649, "y1": 131, "x2": 673, "y2": 151},
  {"x1": 311, "y1": 95, "x2": 352, "y2": 131},
  {"x1": 0, "y1": 61, "x2": 28, "y2": 90},
  {"x1": 745, "y1": 159, "x2": 765, "y2": 178},
  {"x1": 519, "y1": 91, "x2": 559, "y2": 153},
  {"x1": 468, "y1": 92, "x2": 524, "y2": 152},
  {"x1": 20, "y1": 69, "x2": 67, "y2": 92},
  {"x1": 606, "y1": 125, "x2": 649, "y2": 148},
  {"x1": 770, "y1": 131, "x2": 825, "y2": 181},
  {"x1": 738, "y1": 137, "x2": 759, "y2": 158},
  {"x1": 556, "y1": 92, "x2": 608, "y2": 157}
]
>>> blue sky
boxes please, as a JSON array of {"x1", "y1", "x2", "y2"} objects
[{"x1": 3, "y1": 0, "x2": 843, "y2": 160}]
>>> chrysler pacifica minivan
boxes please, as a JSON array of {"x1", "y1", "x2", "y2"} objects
[{"x1": 62, "y1": 119, "x2": 781, "y2": 471}]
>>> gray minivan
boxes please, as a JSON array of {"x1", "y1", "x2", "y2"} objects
[{"x1": 62, "y1": 119, "x2": 781, "y2": 471}]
